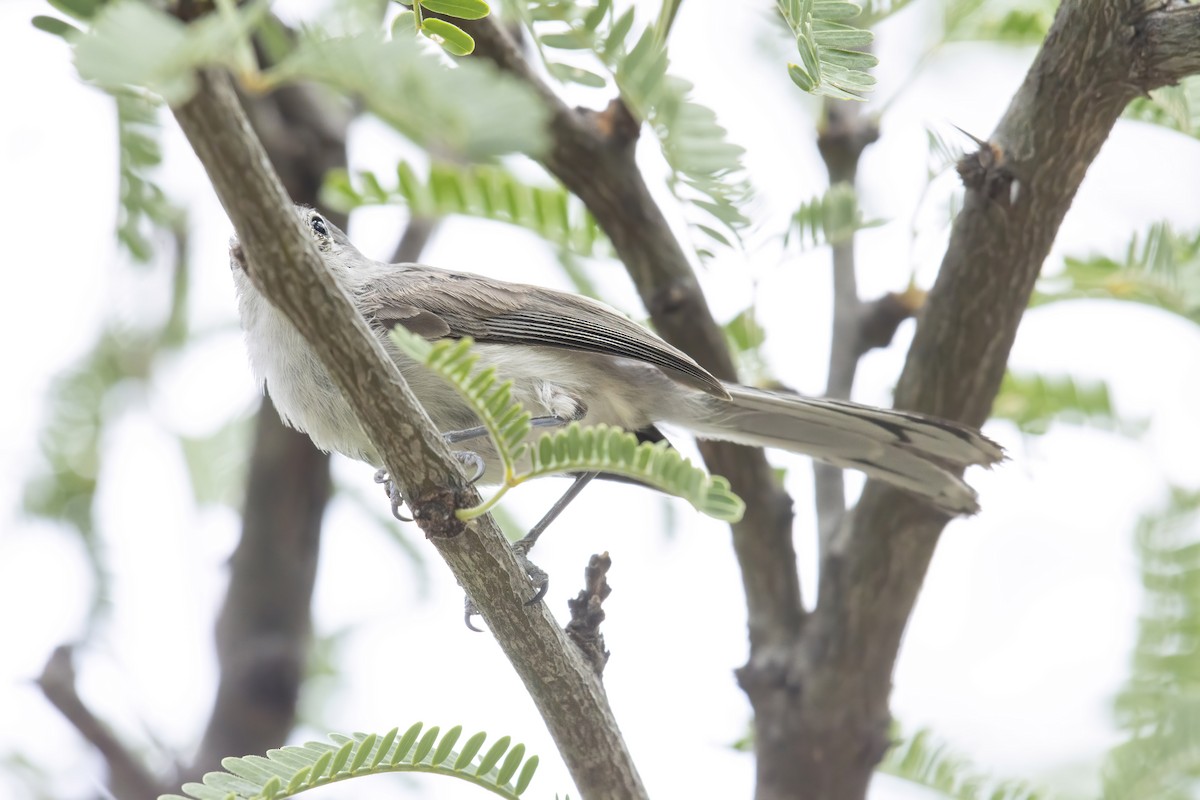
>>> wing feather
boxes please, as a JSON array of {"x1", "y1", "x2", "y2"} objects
[{"x1": 362, "y1": 264, "x2": 729, "y2": 398}]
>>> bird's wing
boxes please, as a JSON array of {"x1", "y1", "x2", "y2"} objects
[{"x1": 361, "y1": 264, "x2": 729, "y2": 398}]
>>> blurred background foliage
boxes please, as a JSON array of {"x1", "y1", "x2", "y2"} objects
[{"x1": 14, "y1": 0, "x2": 1200, "y2": 796}]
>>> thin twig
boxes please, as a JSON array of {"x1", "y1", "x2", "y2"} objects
[
  {"x1": 391, "y1": 215, "x2": 439, "y2": 264},
  {"x1": 37, "y1": 646, "x2": 165, "y2": 800},
  {"x1": 566, "y1": 552, "x2": 613, "y2": 675},
  {"x1": 813, "y1": 98, "x2": 878, "y2": 552}
]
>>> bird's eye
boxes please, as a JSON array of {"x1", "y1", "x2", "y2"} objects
[{"x1": 310, "y1": 215, "x2": 329, "y2": 238}]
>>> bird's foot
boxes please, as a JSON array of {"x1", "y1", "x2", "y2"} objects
[
  {"x1": 373, "y1": 467, "x2": 411, "y2": 522},
  {"x1": 374, "y1": 450, "x2": 486, "y2": 522},
  {"x1": 464, "y1": 542, "x2": 549, "y2": 632}
]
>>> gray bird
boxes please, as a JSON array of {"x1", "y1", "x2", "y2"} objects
[{"x1": 230, "y1": 206, "x2": 1003, "y2": 541}]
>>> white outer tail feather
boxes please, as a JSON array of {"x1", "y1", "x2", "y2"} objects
[{"x1": 675, "y1": 384, "x2": 1004, "y2": 515}]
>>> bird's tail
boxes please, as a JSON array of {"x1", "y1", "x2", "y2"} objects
[{"x1": 676, "y1": 384, "x2": 1004, "y2": 514}]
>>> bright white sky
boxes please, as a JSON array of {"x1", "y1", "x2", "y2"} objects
[{"x1": 2, "y1": 1, "x2": 1200, "y2": 798}]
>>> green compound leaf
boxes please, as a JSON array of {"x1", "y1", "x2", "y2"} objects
[
  {"x1": 879, "y1": 725, "x2": 1046, "y2": 800},
  {"x1": 388, "y1": 331, "x2": 745, "y2": 524},
  {"x1": 525, "y1": 423, "x2": 745, "y2": 523},
  {"x1": 1033, "y1": 221, "x2": 1200, "y2": 325},
  {"x1": 420, "y1": 17, "x2": 476, "y2": 55},
  {"x1": 72, "y1": 0, "x2": 266, "y2": 105},
  {"x1": 388, "y1": 330, "x2": 531, "y2": 481},
  {"x1": 786, "y1": 182, "x2": 886, "y2": 249},
  {"x1": 992, "y1": 371, "x2": 1145, "y2": 437},
  {"x1": 613, "y1": 30, "x2": 753, "y2": 248},
  {"x1": 32, "y1": 14, "x2": 80, "y2": 39},
  {"x1": 1105, "y1": 489, "x2": 1200, "y2": 799},
  {"x1": 514, "y1": 2, "x2": 753, "y2": 254},
  {"x1": 322, "y1": 161, "x2": 609, "y2": 258},
  {"x1": 777, "y1": 0, "x2": 876, "y2": 100},
  {"x1": 160, "y1": 727, "x2": 542, "y2": 800},
  {"x1": 547, "y1": 62, "x2": 608, "y2": 87},
  {"x1": 113, "y1": 89, "x2": 186, "y2": 263},
  {"x1": 1124, "y1": 76, "x2": 1200, "y2": 139},
  {"x1": 272, "y1": 30, "x2": 547, "y2": 159},
  {"x1": 419, "y1": 0, "x2": 490, "y2": 20}
]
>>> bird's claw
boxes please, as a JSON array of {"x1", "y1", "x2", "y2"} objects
[
  {"x1": 461, "y1": 544, "x2": 549, "y2": 631},
  {"x1": 464, "y1": 595, "x2": 484, "y2": 633},
  {"x1": 513, "y1": 539, "x2": 549, "y2": 605},
  {"x1": 374, "y1": 449, "x2": 481, "y2": 521},
  {"x1": 378, "y1": 445, "x2": 544, "y2": 629},
  {"x1": 453, "y1": 450, "x2": 486, "y2": 484},
  {"x1": 373, "y1": 468, "x2": 413, "y2": 522}
]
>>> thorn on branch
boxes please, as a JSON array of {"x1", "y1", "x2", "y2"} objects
[
  {"x1": 566, "y1": 552, "x2": 612, "y2": 675},
  {"x1": 956, "y1": 138, "x2": 1019, "y2": 205},
  {"x1": 585, "y1": 99, "x2": 641, "y2": 149}
]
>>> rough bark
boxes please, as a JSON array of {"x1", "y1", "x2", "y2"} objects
[
  {"x1": 740, "y1": 3, "x2": 1200, "y2": 798},
  {"x1": 171, "y1": 69, "x2": 647, "y2": 800}
]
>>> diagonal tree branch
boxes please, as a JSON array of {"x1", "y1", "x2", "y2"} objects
[
  {"x1": 171, "y1": 68, "x2": 646, "y2": 800},
  {"x1": 1138, "y1": 1, "x2": 1200, "y2": 81},
  {"x1": 455, "y1": 12, "x2": 806, "y2": 655},
  {"x1": 37, "y1": 646, "x2": 164, "y2": 800}
]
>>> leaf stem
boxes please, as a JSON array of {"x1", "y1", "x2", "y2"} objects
[
  {"x1": 457, "y1": 485, "x2": 510, "y2": 521},
  {"x1": 654, "y1": 0, "x2": 683, "y2": 42}
]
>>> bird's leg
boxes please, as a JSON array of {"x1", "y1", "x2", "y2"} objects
[
  {"x1": 373, "y1": 467, "x2": 412, "y2": 522},
  {"x1": 514, "y1": 470, "x2": 599, "y2": 597},
  {"x1": 454, "y1": 401, "x2": 596, "y2": 630},
  {"x1": 379, "y1": 389, "x2": 594, "y2": 629},
  {"x1": 373, "y1": 438, "x2": 492, "y2": 522},
  {"x1": 464, "y1": 470, "x2": 600, "y2": 631},
  {"x1": 515, "y1": 471, "x2": 599, "y2": 560},
  {"x1": 442, "y1": 414, "x2": 573, "y2": 445}
]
